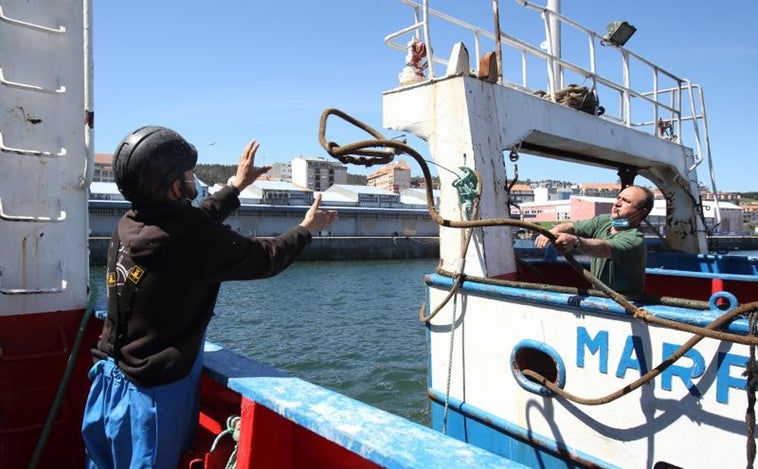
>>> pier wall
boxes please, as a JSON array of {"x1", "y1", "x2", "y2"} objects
[
  {"x1": 89, "y1": 236, "x2": 440, "y2": 265},
  {"x1": 89, "y1": 235, "x2": 758, "y2": 265}
]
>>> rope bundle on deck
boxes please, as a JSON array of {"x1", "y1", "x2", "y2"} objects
[{"x1": 533, "y1": 84, "x2": 605, "y2": 116}]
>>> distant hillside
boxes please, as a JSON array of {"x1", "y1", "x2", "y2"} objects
[{"x1": 194, "y1": 164, "x2": 236, "y2": 185}]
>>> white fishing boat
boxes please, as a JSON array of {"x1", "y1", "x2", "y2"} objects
[
  {"x1": 4, "y1": 0, "x2": 757, "y2": 468},
  {"x1": 318, "y1": 1, "x2": 758, "y2": 467}
]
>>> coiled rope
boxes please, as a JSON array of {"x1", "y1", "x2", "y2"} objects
[{"x1": 533, "y1": 84, "x2": 605, "y2": 116}]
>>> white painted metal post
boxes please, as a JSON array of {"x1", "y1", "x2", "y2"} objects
[{"x1": 547, "y1": 0, "x2": 561, "y2": 90}]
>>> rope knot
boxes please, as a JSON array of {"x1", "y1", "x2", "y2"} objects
[
  {"x1": 210, "y1": 415, "x2": 242, "y2": 469},
  {"x1": 452, "y1": 167, "x2": 479, "y2": 217}
]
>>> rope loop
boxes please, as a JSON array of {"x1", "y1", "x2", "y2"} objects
[
  {"x1": 210, "y1": 415, "x2": 242, "y2": 469},
  {"x1": 318, "y1": 108, "x2": 396, "y2": 167}
]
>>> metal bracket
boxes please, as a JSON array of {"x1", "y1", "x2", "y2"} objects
[
  {"x1": 0, "y1": 198, "x2": 67, "y2": 222},
  {"x1": 0, "y1": 262, "x2": 68, "y2": 295},
  {"x1": 0, "y1": 67, "x2": 66, "y2": 94},
  {"x1": 0, "y1": 130, "x2": 67, "y2": 157},
  {"x1": 0, "y1": 5, "x2": 66, "y2": 34}
]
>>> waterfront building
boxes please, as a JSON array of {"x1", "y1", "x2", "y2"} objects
[
  {"x1": 578, "y1": 182, "x2": 621, "y2": 198},
  {"x1": 366, "y1": 160, "x2": 412, "y2": 193},
  {"x1": 742, "y1": 204, "x2": 758, "y2": 227},
  {"x1": 269, "y1": 162, "x2": 293, "y2": 182},
  {"x1": 291, "y1": 156, "x2": 348, "y2": 191},
  {"x1": 517, "y1": 196, "x2": 744, "y2": 234},
  {"x1": 701, "y1": 190, "x2": 742, "y2": 205},
  {"x1": 93, "y1": 153, "x2": 115, "y2": 182},
  {"x1": 87, "y1": 180, "x2": 437, "y2": 238},
  {"x1": 399, "y1": 188, "x2": 440, "y2": 208},
  {"x1": 518, "y1": 198, "x2": 573, "y2": 222},
  {"x1": 507, "y1": 183, "x2": 535, "y2": 205},
  {"x1": 88, "y1": 181, "x2": 124, "y2": 201},
  {"x1": 325, "y1": 184, "x2": 401, "y2": 207},
  {"x1": 226, "y1": 180, "x2": 312, "y2": 206}
]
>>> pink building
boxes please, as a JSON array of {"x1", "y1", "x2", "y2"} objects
[
  {"x1": 518, "y1": 196, "x2": 614, "y2": 222},
  {"x1": 570, "y1": 196, "x2": 614, "y2": 220}
]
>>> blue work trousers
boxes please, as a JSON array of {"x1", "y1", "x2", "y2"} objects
[{"x1": 81, "y1": 351, "x2": 203, "y2": 469}]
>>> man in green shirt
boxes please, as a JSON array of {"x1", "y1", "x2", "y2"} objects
[{"x1": 534, "y1": 185, "x2": 654, "y2": 295}]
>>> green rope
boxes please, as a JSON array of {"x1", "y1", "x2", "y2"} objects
[
  {"x1": 452, "y1": 166, "x2": 479, "y2": 217},
  {"x1": 210, "y1": 415, "x2": 241, "y2": 469}
]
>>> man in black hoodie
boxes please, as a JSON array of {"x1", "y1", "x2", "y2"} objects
[{"x1": 81, "y1": 126, "x2": 337, "y2": 468}]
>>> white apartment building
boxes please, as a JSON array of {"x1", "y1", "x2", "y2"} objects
[
  {"x1": 291, "y1": 157, "x2": 348, "y2": 191},
  {"x1": 269, "y1": 162, "x2": 293, "y2": 182}
]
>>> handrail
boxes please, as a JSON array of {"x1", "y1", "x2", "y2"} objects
[
  {"x1": 384, "y1": 0, "x2": 721, "y2": 237},
  {"x1": 386, "y1": 0, "x2": 708, "y2": 140},
  {"x1": 385, "y1": 0, "x2": 718, "y2": 222}
]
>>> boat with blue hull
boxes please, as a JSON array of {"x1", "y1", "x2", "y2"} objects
[
  {"x1": 318, "y1": 1, "x2": 758, "y2": 467},
  {"x1": 3, "y1": 1, "x2": 758, "y2": 468}
]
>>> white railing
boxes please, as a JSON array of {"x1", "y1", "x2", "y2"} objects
[{"x1": 385, "y1": 0, "x2": 719, "y2": 226}]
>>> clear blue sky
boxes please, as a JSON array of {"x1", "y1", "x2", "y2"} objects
[{"x1": 93, "y1": 1, "x2": 757, "y2": 192}]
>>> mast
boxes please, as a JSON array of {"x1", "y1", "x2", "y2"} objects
[
  {"x1": 493, "y1": 0, "x2": 502, "y2": 81},
  {"x1": 546, "y1": 0, "x2": 562, "y2": 91}
]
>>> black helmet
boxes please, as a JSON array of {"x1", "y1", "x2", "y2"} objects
[{"x1": 113, "y1": 126, "x2": 197, "y2": 205}]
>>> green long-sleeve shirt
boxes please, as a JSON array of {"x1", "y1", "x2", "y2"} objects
[{"x1": 573, "y1": 214, "x2": 646, "y2": 295}]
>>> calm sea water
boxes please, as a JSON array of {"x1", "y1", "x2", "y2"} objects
[
  {"x1": 88, "y1": 249, "x2": 757, "y2": 426},
  {"x1": 90, "y1": 259, "x2": 437, "y2": 424}
]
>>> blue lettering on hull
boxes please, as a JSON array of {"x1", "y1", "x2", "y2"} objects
[{"x1": 576, "y1": 327, "x2": 749, "y2": 404}]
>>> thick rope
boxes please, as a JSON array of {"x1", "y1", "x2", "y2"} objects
[
  {"x1": 746, "y1": 312, "x2": 758, "y2": 468},
  {"x1": 317, "y1": 107, "x2": 758, "y2": 403}
]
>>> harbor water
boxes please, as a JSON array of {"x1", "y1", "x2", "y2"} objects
[
  {"x1": 88, "y1": 250, "x2": 758, "y2": 427},
  {"x1": 89, "y1": 258, "x2": 437, "y2": 425}
]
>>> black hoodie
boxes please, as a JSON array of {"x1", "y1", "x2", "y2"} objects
[{"x1": 93, "y1": 185, "x2": 312, "y2": 387}]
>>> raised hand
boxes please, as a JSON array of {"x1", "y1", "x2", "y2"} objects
[
  {"x1": 230, "y1": 139, "x2": 271, "y2": 192},
  {"x1": 299, "y1": 194, "x2": 338, "y2": 232}
]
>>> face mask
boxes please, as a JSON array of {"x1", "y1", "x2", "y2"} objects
[
  {"x1": 181, "y1": 178, "x2": 201, "y2": 207},
  {"x1": 611, "y1": 207, "x2": 644, "y2": 229}
]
